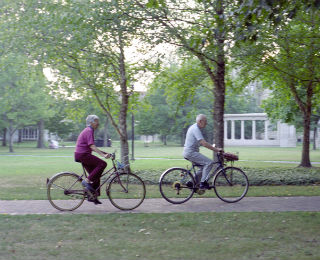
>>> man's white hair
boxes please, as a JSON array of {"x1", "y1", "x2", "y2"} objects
[
  {"x1": 196, "y1": 114, "x2": 207, "y2": 123},
  {"x1": 86, "y1": 115, "x2": 99, "y2": 126}
]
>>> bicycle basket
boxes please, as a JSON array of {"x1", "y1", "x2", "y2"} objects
[
  {"x1": 223, "y1": 152, "x2": 239, "y2": 161},
  {"x1": 117, "y1": 161, "x2": 125, "y2": 169}
]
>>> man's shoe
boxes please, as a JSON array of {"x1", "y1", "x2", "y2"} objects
[
  {"x1": 199, "y1": 181, "x2": 210, "y2": 190},
  {"x1": 186, "y1": 181, "x2": 194, "y2": 188}
]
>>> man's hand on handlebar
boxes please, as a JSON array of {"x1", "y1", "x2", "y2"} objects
[
  {"x1": 216, "y1": 148, "x2": 224, "y2": 153},
  {"x1": 212, "y1": 143, "x2": 223, "y2": 153},
  {"x1": 214, "y1": 148, "x2": 224, "y2": 154}
]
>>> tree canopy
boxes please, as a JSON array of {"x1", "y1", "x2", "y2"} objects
[{"x1": 0, "y1": 0, "x2": 319, "y2": 167}]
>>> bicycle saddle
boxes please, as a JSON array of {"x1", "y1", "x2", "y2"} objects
[{"x1": 184, "y1": 158, "x2": 202, "y2": 167}]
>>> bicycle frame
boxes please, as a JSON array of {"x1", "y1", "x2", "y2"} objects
[
  {"x1": 79, "y1": 153, "x2": 129, "y2": 194},
  {"x1": 188, "y1": 153, "x2": 225, "y2": 182}
]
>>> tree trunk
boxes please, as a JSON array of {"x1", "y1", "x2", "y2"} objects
[
  {"x1": 119, "y1": 104, "x2": 130, "y2": 168},
  {"x1": 288, "y1": 77, "x2": 313, "y2": 167},
  {"x1": 213, "y1": 76, "x2": 225, "y2": 149},
  {"x1": 9, "y1": 134, "x2": 14, "y2": 153},
  {"x1": 103, "y1": 118, "x2": 109, "y2": 147},
  {"x1": 131, "y1": 113, "x2": 135, "y2": 160},
  {"x1": 300, "y1": 114, "x2": 312, "y2": 167},
  {"x1": 162, "y1": 135, "x2": 167, "y2": 145},
  {"x1": 213, "y1": 0, "x2": 226, "y2": 150},
  {"x1": 313, "y1": 126, "x2": 317, "y2": 150},
  {"x1": 37, "y1": 119, "x2": 45, "y2": 148},
  {"x1": 2, "y1": 128, "x2": 7, "y2": 146},
  {"x1": 118, "y1": 32, "x2": 130, "y2": 170},
  {"x1": 119, "y1": 113, "x2": 129, "y2": 165},
  {"x1": 299, "y1": 83, "x2": 313, "y2": 167},
  {"x1": 18, "y1": 129, "x2": 22, "y2": 143},
  {"x1": 8, "y1": 124, "x2": 15, "y2": 153}
]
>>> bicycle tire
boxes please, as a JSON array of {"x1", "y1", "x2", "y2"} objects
[
  {"x1": 47, "y1": 172, "x2": 85, "y2": 211},
  {"x1": 159, "y1": 167, "x2": 195, "y2": 204},
  {"x1": 212, "y1": 167, "x2": 249, "y2": 203},
  {"x1": 107, "y1": 173, "x2": 146, "y2": 210}
]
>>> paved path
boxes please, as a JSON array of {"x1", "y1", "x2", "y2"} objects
[{"x1": 1, "y1": 197, "x2": 320, "y2": 215}]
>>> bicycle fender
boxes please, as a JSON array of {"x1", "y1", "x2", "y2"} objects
[
  {"x1": 159, "y1": 167, "x2": 188, "y2": 183},
  {"x1": 47, "y1": 172, "x2": 82, "y2": 185}
]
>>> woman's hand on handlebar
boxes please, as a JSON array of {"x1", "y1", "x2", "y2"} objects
[{"x1": 101, "y1": 151, "x2": 112, "y2": 159}]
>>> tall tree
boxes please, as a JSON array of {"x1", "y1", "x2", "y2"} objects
[
  {"x1": 7, "y1": 0, "x2": 150, "y2": 166},
  {"x1": 139, "y1": 58, "x2": 263, "y2": 145},
  {"x1": 233, "y1": 2, "x2": 320, "y2": 167},
  {"x1": 134, "y1": 0, "x2": 236, "y2": 150},
  {"x1": 0, "y1": 54, "x2": 53, "y2": 152}
]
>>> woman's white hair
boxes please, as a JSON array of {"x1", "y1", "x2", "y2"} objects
[{"x1": 86, "y1": 115, "x2": 99, "y2": 126}]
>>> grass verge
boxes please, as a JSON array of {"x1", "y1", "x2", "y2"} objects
[
  {"x1": 0, "y1": 144, "x2": 319, "y2": 200},
  {"x1": 0, "y1": 212, "x2": 319, "y2": 260}
]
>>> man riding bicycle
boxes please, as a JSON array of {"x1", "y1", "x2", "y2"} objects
[
  {"x1": 183, "y1": 114, "x2": 223, "y2": 190},
  {"x1": 74, "y1": 115, "x2": 111, "y2": 205}
]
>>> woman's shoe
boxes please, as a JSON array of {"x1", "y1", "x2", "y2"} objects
[
  {"x1": 88, "y1": 198, "x2": 102, "y2": 205},
  {"x1": 81, "y1": 180, "x2": 95, "y2": 192}
]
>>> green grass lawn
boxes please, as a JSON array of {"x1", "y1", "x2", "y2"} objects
[
  {"x1": 0, "y1": 141, "x2": 319, "y2": 200},
  {"x1": 2, "y1": 140, "x2": 320, "y2": 162},
  {"x1": 0, "y1": 212, "x2": 319, "y2": 260}
]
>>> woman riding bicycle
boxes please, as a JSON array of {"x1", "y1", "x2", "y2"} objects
[{"x1": 74, "y1": 115, "x2": 111, "y2": 205}]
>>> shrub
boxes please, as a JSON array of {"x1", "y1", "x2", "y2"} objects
[{"x1": 135, "y1": 167, "x2": 320, "y2": 186}]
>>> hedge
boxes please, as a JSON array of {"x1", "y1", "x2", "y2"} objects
[{"x1": 135, "y1": 167, "x2": 320, "y2": 186}]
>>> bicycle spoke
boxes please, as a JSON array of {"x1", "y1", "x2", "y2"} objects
[
  {"x1": 212, "y1": 167, "x2": 249, "y2": 203},
  {"x1": 159, "y1": 168, "x2": 195, "y2": 204},
  {"x1": 47, "y1": 173, "x2": 85, "y2": 211},
  {"x1": 107, "y1": 173, "x2": 145, "y2": 210},
  {"x1": 50, "y1": 183, "x2": 68, "y2": 191}
]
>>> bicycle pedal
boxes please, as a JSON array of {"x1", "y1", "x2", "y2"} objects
[{"x1": 196, "y1": 189, "x2": 206, "y2": 195}]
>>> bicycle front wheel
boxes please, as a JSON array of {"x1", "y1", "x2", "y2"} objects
[
  {"x1": 47, "y1": 172, "x2": 85, "y2": 211},
  {"x1": 159, "y1": 168, "x2": 195, "y2": 204},
  {"x1": 107, "y1": 173, "x2": 146, "y2": 210},
  {"x1": 213, "y1": 167, "x2": 249, "y2": 203}
]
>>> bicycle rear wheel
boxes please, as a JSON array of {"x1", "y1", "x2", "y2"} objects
[
  {"x1": 212, "y1": 167, "x2": 249, "y2": 203},
  {"x1": 47, "y1": 172, "x2": 85, "y2": 211},
  {"x1": 159, "y1": 167, "x2": 195, "y2": 204},
  {"x1": 107, "y1": 173, "x2": 146, "y2": 210}
]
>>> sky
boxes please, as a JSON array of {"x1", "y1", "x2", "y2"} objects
[{"x1": 43, "y1": 40, "x2": 177, "y2": 92}]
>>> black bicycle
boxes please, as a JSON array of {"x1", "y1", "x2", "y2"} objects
[
  {"x1": 159, "y1": 152, "x2": 249, "y2": 204},
  {"x1": 47, "y1": 153, "x2": 146, "y2": 211}
]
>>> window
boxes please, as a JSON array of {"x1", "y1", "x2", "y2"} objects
[
  {"x1": 235, "y1": 120, "x2": 241, "y2": 139},
  {"x1": 227, "y1": 120, "x2": 232, "y2": 139},
  {"x1": 22, "y1": 127, "x2": 38, "y2": 140},
  {"x1": 256, "y1": 120, "x2": 265, "y2": 140},
  {"x1": 244, "y1": 121, "x2": 252, "y2": 139}
]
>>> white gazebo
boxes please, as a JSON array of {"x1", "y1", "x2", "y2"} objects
[{"x1": 224, "y1": 113, "x2": 296, "y2": 147}]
